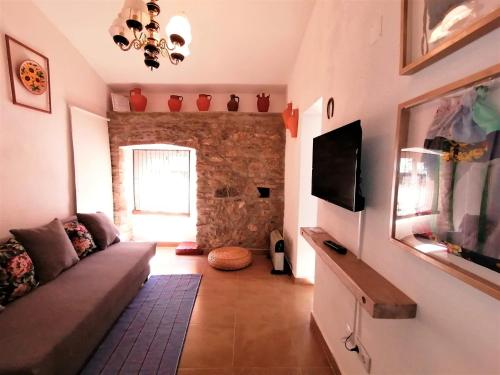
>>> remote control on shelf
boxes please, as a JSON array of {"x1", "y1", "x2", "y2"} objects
[{"x1": 323, "y1": 240, "x2": 347, "y2": 255}]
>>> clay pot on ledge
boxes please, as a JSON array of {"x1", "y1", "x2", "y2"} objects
[
  {"x1": 257, "y1": 92, "x2": 270, "y2": 112},
  {"x1": 227, "y1": 94, "x2": 239, "y2": 112},
  {"x1": 129, "y1": 88, "x2": 147, "y2": 112},
  {"x1": 168, "y1": 95, "x2": 183, "y2": 112},
  {"x1": 196, "y1": 94, "x2": 212, "y2": 111}
]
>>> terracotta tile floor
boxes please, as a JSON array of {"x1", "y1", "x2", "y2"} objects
[{"x1": 150, "y1": 248, "x2": 334, "y2": 375}]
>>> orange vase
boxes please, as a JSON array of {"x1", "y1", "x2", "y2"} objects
[
  {"x1": 196, "y1": 94, "x2": 212, "y2": 111},
  {"x1": 129, "y1": 88, "x2": 147, "y2": 112},
  {"x1": 168, "y1": 95, "x2": 183, "y2": 112},
  {"x1": 282, "y1": 102, "x2": 292, "y2": 129},
  {"x1": 289, "y1": 108, "x2": 299, "y2": 138}
]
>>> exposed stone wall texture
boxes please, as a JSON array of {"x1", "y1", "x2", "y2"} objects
[{"x1": 108, "y1": 112, "x2": 285, "y2": 250}]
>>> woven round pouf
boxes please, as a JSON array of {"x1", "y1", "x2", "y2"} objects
[{"x1": 208, "y1": 247, "x2": 252, "y2": 271}]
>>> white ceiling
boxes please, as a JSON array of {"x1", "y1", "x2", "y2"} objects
[{"x1": 34, "y1": 0, "x2": 315, "y2": 87}]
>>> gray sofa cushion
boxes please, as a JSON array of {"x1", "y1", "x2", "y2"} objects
[
  {"x1": 0, "y1": 241, "x2": 156, "y2": 375},
  {"x1": 76, "y1": 213, "x2": 120, "y2": 250},
  {"x1": 10, "y1": 219, "x2": 80, "y2": 284}
]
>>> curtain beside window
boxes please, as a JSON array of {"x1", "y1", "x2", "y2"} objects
[{"x1": 133, "y1": 149, "x2": 190, "y2": 214}]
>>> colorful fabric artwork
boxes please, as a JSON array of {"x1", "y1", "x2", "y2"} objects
[{"x1": 423, "y1": 85, "x2": 500, "y2": 273}]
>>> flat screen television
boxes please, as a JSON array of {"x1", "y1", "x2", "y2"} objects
[{"x1": 312, "y1": 120, "x2": 365, "y2": 212}]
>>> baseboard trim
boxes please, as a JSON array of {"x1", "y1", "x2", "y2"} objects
[
  {"x1": 156, "y1": 242, "x2": 181, "y2": 247},
  {"x1": 247, "y1": 248, "x2": 269, "y2": 255},
  {"x1": 310, "y1": 313, "x2": 342, "y2": 375},
  {"x1": 200, "y1": 248, "x2": 269, "y2": 255},
  {"x1": 292, "y1": 275, "x2": 313, "y2": 284},
  {"x1": 156, "y1": 244, "x2": 269, "y2": 255}
]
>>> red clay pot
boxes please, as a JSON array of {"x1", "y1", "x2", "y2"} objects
[
  {"x1": 257, "y1": 92, "x2": 270, "y2": 112},
  {"x1": 168, "y1": 95, "x2": 183, "y2": 112},
  {"x1": 129, "y1": 88, "x2": 147, "y2": 112},
  {"x1": 196, "y1": 94, "x2": 212, "y2": 111}
]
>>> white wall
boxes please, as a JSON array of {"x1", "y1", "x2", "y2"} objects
[
  {"x1": 0, "y1": 0, "x2": 108, "y2": 236},
  {"x1": 285, "y1": 0, "x2": 500, "y2": 374}
]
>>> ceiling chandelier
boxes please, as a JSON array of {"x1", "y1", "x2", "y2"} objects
[{"x1": 109, "y1": 0, "x2": 191, "y2": 70}]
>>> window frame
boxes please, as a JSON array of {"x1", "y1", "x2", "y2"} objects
[{"x1": 132, "y1": 148, "x2": 191, "y2": 215}]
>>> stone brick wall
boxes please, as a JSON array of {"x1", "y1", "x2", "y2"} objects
[{"x1": 108, "y1": 112, "x2": 285, "y2": 250}]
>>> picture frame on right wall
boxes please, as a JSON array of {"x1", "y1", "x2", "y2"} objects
[
  {"x1": 391, "y1": 64, "x2": 500, "y2": 300},
  {"x1": 400, "y1": 0, "x2": 500, "y2": 75}
]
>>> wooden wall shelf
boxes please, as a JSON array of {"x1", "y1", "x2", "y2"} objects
[{"x1": 301, "y1": 227, "x2": 417, "y2": 319}]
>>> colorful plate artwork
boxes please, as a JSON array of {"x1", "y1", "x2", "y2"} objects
[{"x1": 18, "y1": 60, "x2": 47, "y2": 95}]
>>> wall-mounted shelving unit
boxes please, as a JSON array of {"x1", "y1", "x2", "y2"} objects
[{"x1": 301, "y1": 227, "x2": 417, "y2": 319}]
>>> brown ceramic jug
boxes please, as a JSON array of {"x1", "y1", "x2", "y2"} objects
[
  {"x1": 129, "y1": 88, "x2": 147, "y2": 112},
  {"x1": 168, "y1": 95, "x2": 183, "y2": 112},
  {"x1": 256, "y1": 92, "x2": 270, "y2": 112},
  {"x1": 227, "y1": 94, "x2": 239, "y2": 112},
  {"x1": 196, "y1": 94, "x2": 212, "y2": 111}
]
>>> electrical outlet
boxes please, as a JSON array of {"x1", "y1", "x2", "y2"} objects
[{"x1": 355, "y1": 336, "x2": 371, "y2": 373}]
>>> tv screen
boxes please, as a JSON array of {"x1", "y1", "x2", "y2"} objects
[{"x1": 312, "y1": 120, "x2": 365, "y2": 211}]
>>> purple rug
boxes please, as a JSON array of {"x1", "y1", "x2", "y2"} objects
[{"x1": 81, "y1": 274, "x2": 201, "y2": 375}]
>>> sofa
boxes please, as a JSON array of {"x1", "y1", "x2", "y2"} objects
[{"x1": 0, "y1": 217, "x2": 156, "y2": 374}]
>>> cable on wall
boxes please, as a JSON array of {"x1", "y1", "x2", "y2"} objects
[
  {"x1": 344, "y1": 210, "x2": 366, "y2": 353},
  {"x1": 356, "y1": 210, "x2": 366, "y2": 260}
]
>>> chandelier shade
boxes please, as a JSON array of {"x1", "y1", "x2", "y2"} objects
[
  {"x1": 121, "y1": 0, "x2": 149, "y2": 31},
  {"x1": 109, "y1": 0, "x2": 191, "y2": 70},
  {"x1": 166, "y1": 14, "x2": 192, "y2": 46},
  {"x1": 173, "y1": 44, "x2": 191, "y2": 58},
  {"x1": 109, "y1": 15, "x2": 133, "y2": 46}
]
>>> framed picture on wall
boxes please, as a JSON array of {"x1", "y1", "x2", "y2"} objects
[
  {"x1": 5, "y1": 35, "x2": 52, "y2": 113},
  {"x1": 390, "y1": 63, "x2": 500, "y2": 300},
  {"x1": 400, "y1": 0, "x2": 500, "y2": 75},
  {"x1": 111, "y1": 93, "x2": 131, "y2": 112}
]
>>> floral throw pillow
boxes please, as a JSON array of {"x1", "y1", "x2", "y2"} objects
[
  {"x1": 0, "y1": 238, "x2": 38, "y2": 307},
  {"x1": 63, "y1": 220, "x2": 97, "y2": 258}
]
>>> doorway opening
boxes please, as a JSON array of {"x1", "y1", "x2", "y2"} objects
[
  {"x1": 295, "y1": 98, "x2": 323, "y2": 283},
  {"x1": 120, "y1": 144, "x2": 197, "y2": 242}
]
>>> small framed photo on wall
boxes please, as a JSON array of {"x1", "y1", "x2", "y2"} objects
[
  {"x1": 111, "y1": 93, "x2": 131, "y2": 112},
  {"x1": 5, "y1": 35, "x2": 52, "y2": 113},
  {"x1": 400, "y1": 0, "x2": 500, "y2": 75}
]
